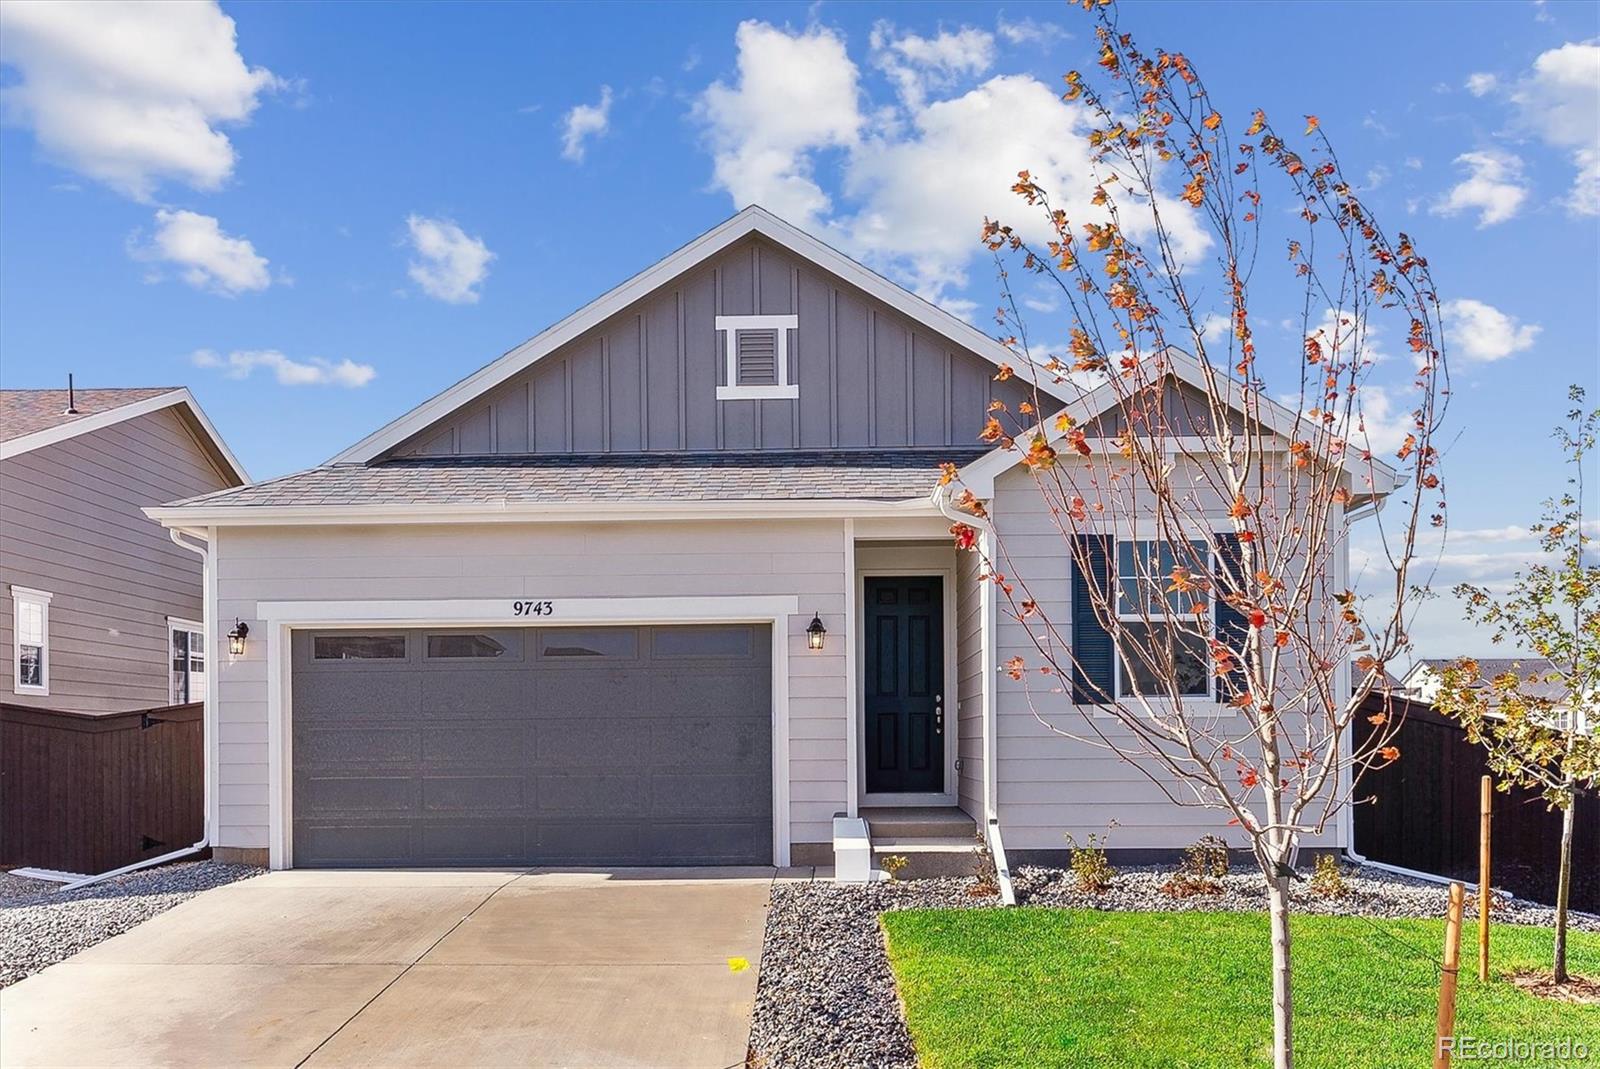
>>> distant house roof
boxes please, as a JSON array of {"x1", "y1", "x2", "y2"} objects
[
  {"x1": 149, "y1": 448, "x2": 985, "y2": 521},
  {"x1": 0, "y1": 386, "x2": 248, "y2": 484},
  {"x1": 1405, "y1": 657, "x2": 1569, "y2": 703},
  {"x1": 1, "y1": 387, "x2": 177, "y2": 442}
]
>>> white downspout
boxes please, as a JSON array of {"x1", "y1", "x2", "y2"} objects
[
  {"x1": 59, "y1": 528, "x2": 215, "y2": 892},
  {"x1": 932, "y1": 485, "x2": 1016, "y2": 905}
]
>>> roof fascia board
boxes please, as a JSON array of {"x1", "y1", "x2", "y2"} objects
[
  {"x1": 1, "y1": 388, "x2": 249, "y2": 483},
  {"x1": 328, "y1": 205, "x2": 1048, "y2": 466},
  {"x1": 144, "y1": 496, "x2": 942, "y2": 527}
]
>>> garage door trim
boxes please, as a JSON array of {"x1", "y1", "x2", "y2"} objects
[{"x1": 258, "y1": 596, "x2": 800, "y2": 870}]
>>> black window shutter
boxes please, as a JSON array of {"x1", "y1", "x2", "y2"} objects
[
  {"x1": 1071, "y1": 534, "x2": 1115, "y2": 704},
  {"x1": 1214, "y1": 532, "x2": 1251, "y2": 698}
]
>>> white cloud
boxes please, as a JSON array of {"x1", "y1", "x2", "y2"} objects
[
  {"x1": 191, "y1": 348, "x2": 375, "y2": 387},
  {"x1": 694, "y1": 21, "x2": 863, "y2": 228},
  {"x1": 1511, "y1": 41, "x2": 1600, "y2": 216},
  {"x1": 693, "y1": 21, "x2": 1210, "y2": 310},
  {"x1": 870, "y1": 22, "x2": 995, "y2": 110},
  {"x1": 996, "y1": 15, "x2": 1068, "y2": 47},
  {"x1": 0, "y1": 0, "x2": 279, "y2": 200},
  {"x1": 1464, "y1": 72, "x2": 1499, "y2": 96},
  {"x1": 131, "y1": 209, "x2": 271, "y2": 296},
  {"x1": 1440, "y1": 298, "x2": 1541, "y2": 362},
  {"x1": 1431, "y1": 150, "x2": 1528, "y2": 226},
  {"x1": 560, "y1": 84, "x2": 613, "y2": 163},
  {"x1": 404, "y1": 214, "x2": 494, "y2": 304},
  {"x1": 1348, "y1": 382, "x2": 1415, "y2": 456}
]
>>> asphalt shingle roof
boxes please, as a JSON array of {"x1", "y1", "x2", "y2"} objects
[
  {"x1": 163, "y1": 449, "x2": 992, "y2": 510},
  {"x1": 1, "y1": 387, "x2": 178, "y2": 442}
]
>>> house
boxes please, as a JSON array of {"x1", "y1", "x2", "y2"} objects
[
  {"x1": 1401, "y1": 657, "x2": 1563, "y2": 704},
  {"x1": 1, "y1": 386, "x2": 247, "y2": 715},
  {"x1": 146, "y1": 206, "x2": 1396, "y2": 873}
]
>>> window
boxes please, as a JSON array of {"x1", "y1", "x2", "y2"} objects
[
  {"x1": 313, "y1": 634, "x2": 407, "y2": 661},
  {"x1": 653, "y1": 626, "x2": 752, "y2": 658},
  {"x1": 1115, "y1": 540, "x2": 1211, "y2": 699},
  {"x1": 715, "y1": 314, "x2": 799, "y2": 400},
  {"x1": 11, "y1": 586, "x2": 50, "y2": 695},
  {"x1": 538, "y1": 628, "x2": 638, "y2": 659},
  {"x1": 426, "y1": 632, "x2": 511, "y2": 659},
  {"x1": 169, "y1": 619, "x2": 205, "y2": 704}
]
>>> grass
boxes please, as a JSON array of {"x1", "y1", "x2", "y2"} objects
[{"x1": 882, "y1": 908, "x2": 1599, "y2": 1068}]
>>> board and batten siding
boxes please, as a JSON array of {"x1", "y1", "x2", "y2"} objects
[
  {"x1": 210, "y1": 519, "x2": 851, "y2": 855},
  {"x1": 988, "y1": 463, "x2": 1345, "y2": 852},
  {"x1": 0, "y1": 406, "x2": 234, "y2": 713},
  {"x1": 389, "y1": 235, "x2": 1050, "y2": 459}
]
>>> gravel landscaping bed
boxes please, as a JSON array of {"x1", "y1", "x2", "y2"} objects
[
  {"x1": 0, "y1": 860, "x2": 262, "y2": 988},
  {"x1": 748, "y1": 863, "x2": 1597, "y2": 1069}
]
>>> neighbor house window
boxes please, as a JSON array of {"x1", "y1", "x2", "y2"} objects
[
  {"x1": 714, "y1": 314, "x2": 799, "y2": 400},
  {"x1": 169, "y1": 619, "x2": 205, "y2": 703},
  {"x1": 1115, "y1": 539, "x2": 1211, "y2": 699},
  {"x1": 11, "y1": 586, "x2": 51, "y2": 695}
]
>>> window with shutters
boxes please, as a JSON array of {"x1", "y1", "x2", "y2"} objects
[
  {"x1": 715, "y1": 314, "x2": 799, "y2": 400},
  {"x1": 1113, "y1": 539, "x2": 1212, "y2": 699}
]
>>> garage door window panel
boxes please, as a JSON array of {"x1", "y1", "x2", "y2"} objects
[
  {"x1": 312, "y1": 634, "x2": 409, "y2": 662},
  {"x1": 537, "y1": 628, "x2": 639, "y2": 659},
  {"x1": 425, "y1": 631, "x2": 521, "y2": 661},
  {"x1": 652, "y1": 626, "x2": 754, "y2": 658}
]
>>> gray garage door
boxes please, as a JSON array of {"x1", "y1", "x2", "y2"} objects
[{"x1": 290, "y1": 625, "x2": 772, "y2": 867}]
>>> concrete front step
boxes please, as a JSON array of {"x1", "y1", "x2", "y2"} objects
[
  {"x1": 871, "y1": 837, "x2": 983, "y2": 879},
  {"x1": 860, "y1": 806, "x2": 977, "y2": 839}
]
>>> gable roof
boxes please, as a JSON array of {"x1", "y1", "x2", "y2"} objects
[
  {"x1": 329, "y1": 205, "x2": 1041, "y2": 465},
  {"x1": 951, "y1": 348, "x2": 1401, "y2": 506},
  {"x1": 0, "y1": 386, "x2": 249, "y2": 483}
]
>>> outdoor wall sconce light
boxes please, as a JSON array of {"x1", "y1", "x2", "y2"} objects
[
  {"x1": 227, "y1": 620, "x2": 250, "y2": 656},
  {"x1": 806, "y1": 612, "x2": 827, "y2": 651}
]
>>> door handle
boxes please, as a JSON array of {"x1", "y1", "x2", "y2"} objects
[{"x1": 935, "y1": 694, "x2": 944, "y2": 735}]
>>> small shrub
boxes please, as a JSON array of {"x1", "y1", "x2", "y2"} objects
[
  {"x1": 1185, "y1": 835, "x2": 1231, "y2": 878},
  {"x1": 1065, "y1": 828, "x2": 1117, "y2": 894},
  {"x1": 970, "y1": 830, "x2": 1000, "y2": 897},
  {"x1": 880, "y1": 854, "x2": 909, "y2": 881},
  {"x1": 1308, "y1": 854, "x2": 1348, "y2": 898}
]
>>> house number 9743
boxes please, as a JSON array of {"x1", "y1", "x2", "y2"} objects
[{"x1": 511, "y1": 600, "x2": 554, "y2": 617}]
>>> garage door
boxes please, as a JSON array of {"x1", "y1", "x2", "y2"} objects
[{"x1": 289, "y1": 625, "x2": 772, "y2": 867}]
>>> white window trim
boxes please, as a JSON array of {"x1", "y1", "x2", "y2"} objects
[
  {"x1": 167, "y1": 617, "x2": 205, "y2": 704},
  {"x1": 11, "y1": 586, "x2": 52, "y2": 696},
  {"x1": 715, "y1": 313, "x2": 799, "y2": 400},
  {"x1": 1111, "y1": 539, "x2": 1214, "y2": 703}
]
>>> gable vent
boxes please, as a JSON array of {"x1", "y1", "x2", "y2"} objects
[{"x1": 735, "y1": 329, "x2": 780, "y2": 386}]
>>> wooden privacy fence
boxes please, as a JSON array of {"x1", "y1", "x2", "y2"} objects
[
  {"x1": 1354, "y1": 692, "x2": 1598, "y2": 912},
  {"x1": 0, "y1": 701, "x2": 202, "y2": 875}
]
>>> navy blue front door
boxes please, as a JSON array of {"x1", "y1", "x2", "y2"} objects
[{"x1": 864, "y1": 576, "x2": 944, "y2": 793}]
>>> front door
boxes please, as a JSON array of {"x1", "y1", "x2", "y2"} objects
[{"x1": 864, "y1": 576, "x2": 944, "y2": 793}]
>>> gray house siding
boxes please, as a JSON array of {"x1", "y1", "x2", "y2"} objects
[
  {"x1": 987, "y1": 463, "x2": 1345, "y2": 853},
  {"x1": 210, "y1": 519, "x2": 851, "y2": 856},
  {"x1": 390, "y1": 236, "x2": 1048, "y2": 459},
  {"x1": 0, "y1": 406, "x2": 236, "y2": 713}
]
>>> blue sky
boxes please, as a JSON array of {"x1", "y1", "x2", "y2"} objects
[{"x1": 1, "y1": 0, "x2": 1596, "y2": 657}]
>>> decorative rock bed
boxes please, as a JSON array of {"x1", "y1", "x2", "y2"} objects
[
  {"x1": 747, "y1": 864, "x2": 1598, "y2": 1069},
  {"x1": 0, "y1": 860, "x2": 262, "y2": 988}
]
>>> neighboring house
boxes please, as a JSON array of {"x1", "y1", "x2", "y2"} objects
[
  {"x1": 1401, "y1": 657, "x2": 1564, "y2": 705},
  {"x1": 147, "y1": 206, "x2": 1397, "y2": 872},
  {"x1": 1, "y1": 387, "x2": 247, "y2": 715}
]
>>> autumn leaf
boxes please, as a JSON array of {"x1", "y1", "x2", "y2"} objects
[
  {"x1": 1245, "y1": 110, "x2": 1266, "y2": 136},
  {"x1": 1202, "y1": 111, "x2": 1222, "y2": 131},
  {"x1": 1378, "y1": 746, "x2": 1400, "y2": 762},
  {"x1": 994, "y1": 363, "x2": 1015, "y2": 382},
  {"x1": 950, "y1": 523, "x2": 978, "y2": 551},
  {"x1": 1229, "y1": 493, "x2": 1251, "y2": 519},
  {"x1": 938, "y1": 462, "x2": 959, "y2": 486},
  {"x1": 1304, "y1": 115, "x2": 1319, "y2": 135}
]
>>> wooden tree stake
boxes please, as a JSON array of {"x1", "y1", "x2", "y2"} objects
[
  {"x1": 1478, "y1": 775, "x2": 1492, "y2": 982},
  {"x1": 1435, "y1": 882, "x2": 1466, "y2": 1069}
]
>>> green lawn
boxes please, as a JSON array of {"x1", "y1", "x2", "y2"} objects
[{"x1": 882, "y1": 908, "x2": 1599, "y2": 1069}]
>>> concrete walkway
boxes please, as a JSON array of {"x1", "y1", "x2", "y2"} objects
[{"x1": 0, "y1": 867, "x2": 783, "y2": 1068}]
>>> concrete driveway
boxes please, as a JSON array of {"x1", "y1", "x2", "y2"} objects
[{"x1": 0, "y1": 867, "x2": 779, "y2": 1068}]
